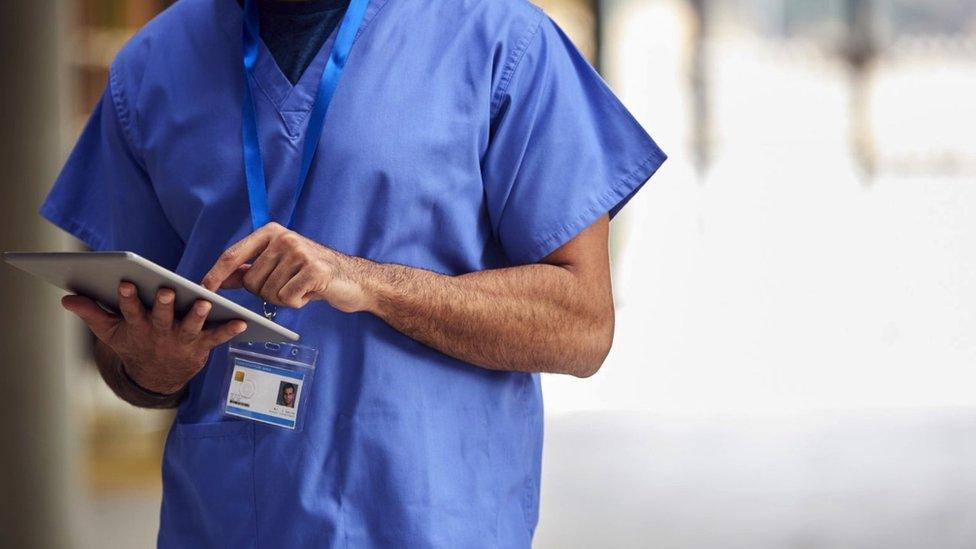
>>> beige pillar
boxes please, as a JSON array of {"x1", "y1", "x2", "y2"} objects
[{"x1": 0, "y1": 2, "x2": 76, "y2": 547}]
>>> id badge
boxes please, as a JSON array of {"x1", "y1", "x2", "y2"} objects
[{"x1": 224, "y1": 342, "x2": 318, "y2": 432}]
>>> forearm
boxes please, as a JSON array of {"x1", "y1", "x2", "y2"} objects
[
  {"x1": 201, "y1": 219, "x2": 616, "y2": 377},
  {"x1": 353, "y1": 257, "x2": 614, "y2": 377},
  {"x1": 94, "y1": 340, "x2": 185, "y2": 409}
]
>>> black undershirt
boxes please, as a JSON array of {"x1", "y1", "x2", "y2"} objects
[{"x1": 240, "y1": 0, "x2": 349, "y2": 85}]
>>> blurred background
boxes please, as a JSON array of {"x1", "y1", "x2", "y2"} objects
[{"x1": 0, "y1": 0, "x2": 974, "y2": 547}]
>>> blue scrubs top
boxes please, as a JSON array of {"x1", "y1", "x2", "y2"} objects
[{"x1": 41, "y1": 0, "x2": 666, "y2": 547}]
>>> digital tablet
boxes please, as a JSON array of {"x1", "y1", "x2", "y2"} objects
[{"x1": 2, "y1": 251, "x2": 299, "y2": 343}]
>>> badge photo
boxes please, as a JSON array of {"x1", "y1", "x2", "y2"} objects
[{"x1": 224, "y1": 341, "x2": 318, "y2": 432}]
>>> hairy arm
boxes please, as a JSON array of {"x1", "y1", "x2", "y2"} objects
[
  {"x1": 204, "y1": 215, "x2": 616, "y2": 378},
  {"x1": 359, "y1": 216, "x2": 615, "y2": 376}
]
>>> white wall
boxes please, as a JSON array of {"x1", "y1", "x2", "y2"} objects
[
  {"x1": 536, "y1": 1, "x2": 976, "y2": 546},
  {"x1": 542, "y1": 0, "x2": 976, "y2": 417}
]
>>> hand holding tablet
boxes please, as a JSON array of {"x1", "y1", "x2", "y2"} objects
[
  {"x1": 2, "y1": 251, "x2": 299, "y2": 342},
  {"x1": 62, "y1": 281, "x2": 248, "y2": 395},
  {"x1": 3, "y1": 251, "x2": 301, "y2": 395}
]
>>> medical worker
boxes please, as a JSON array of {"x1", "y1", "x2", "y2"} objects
[{"x1": 44, "y1": 0, "x2": 666, "y2": 546}]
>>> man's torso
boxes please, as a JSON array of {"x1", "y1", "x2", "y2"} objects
[{"x1": 110, "y1": 1, "x2": 546, "y2": 546}]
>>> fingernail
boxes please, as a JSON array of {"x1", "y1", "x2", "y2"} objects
[
  {"x1": 196, "y1": 302, "x2": 211, "y2": 316},
  {"x1": 159, "y1": 291, "x2": 174, "y2": 304},
  {"x1": 235, "y1": 322, "x2": 247, "y2": 333},
  {"x1": 120, "y1": 285, "x2": 133, "y2": 297}
]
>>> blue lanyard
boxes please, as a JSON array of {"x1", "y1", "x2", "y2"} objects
[{"x1": 241, "y1": 0, "x2": 370, "y2": 232}]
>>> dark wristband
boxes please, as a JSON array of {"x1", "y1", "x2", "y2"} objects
[{"x1": 116, "y1": 360, "x2": 185, "y2": 408}]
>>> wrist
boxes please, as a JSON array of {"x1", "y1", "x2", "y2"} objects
[
  {"x1": 351, "y1": 257, "x2": 388, "y2": 316},
  {"x1": 322, "y1": 250, "x2": 385, "y2": 314},
  {"x1": 119, "y1": 359, "x2": 184, "y2": 398},
  {"x1": 358, "y1": 261, "x2": 405, "y2": 318},
  {"x1": 93, "y1": 340, "x2": 184, "y2": 409}
]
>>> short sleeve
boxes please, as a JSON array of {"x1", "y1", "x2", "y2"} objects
[
  {"x1": 482, "y1": 13, "x2": 667, "y2": 265},
  {"x1": 39, "y1": 80, "x2": 184, "y2": 270}
]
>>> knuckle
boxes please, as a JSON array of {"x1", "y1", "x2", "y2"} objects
[
  {"x1": 278, "y1": 288, "x2": 304, "y2": 308},
  {"x1": 242, "y1": 271, "x2": 258, "y2": 289},
  {"x1": 123, "y1": 312, "x2": 143, "y2": 327},
  {"x1": 273, "y1": 235, "x2": 295, "y2": 252},
  {"x1": 277, "y1": 289, "x2": 294, "y2": 306}
]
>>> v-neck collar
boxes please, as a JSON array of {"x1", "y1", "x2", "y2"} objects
[
  {"x1": 221, "y1": 0, "x2": 389, "y2": 135},
  {"x1": 252, "y1": 20, "x2": 336, "y2": 117}
]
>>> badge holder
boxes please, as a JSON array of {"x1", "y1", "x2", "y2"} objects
[{"x1": 224, "y1": 341, "x2": 318, "y2": 432}]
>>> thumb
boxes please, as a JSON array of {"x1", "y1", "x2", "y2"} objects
[{"x1": 61, "y1": 295, "x2": 120, "y2": 341}]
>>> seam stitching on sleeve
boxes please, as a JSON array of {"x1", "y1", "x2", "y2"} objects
[
  {"x1": 522, "y1": 147, "x2": 667, "y2": 263},
  {"x1": 490, "y1": 7, "x2": 546, "y2": 119},
  {"x1": 39, "y1": 202, "x2": 111, "y2": 251},
  {"x1": 106, "y1": 62, "x2": 187, "y2": 252},
  {"x1": 108, "y1": 64, "x2": 145, "y2": 162}
]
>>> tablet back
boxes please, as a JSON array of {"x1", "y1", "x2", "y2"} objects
[{"x1": 2, "y1": 251, "x2": 299, "y2": 342}]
